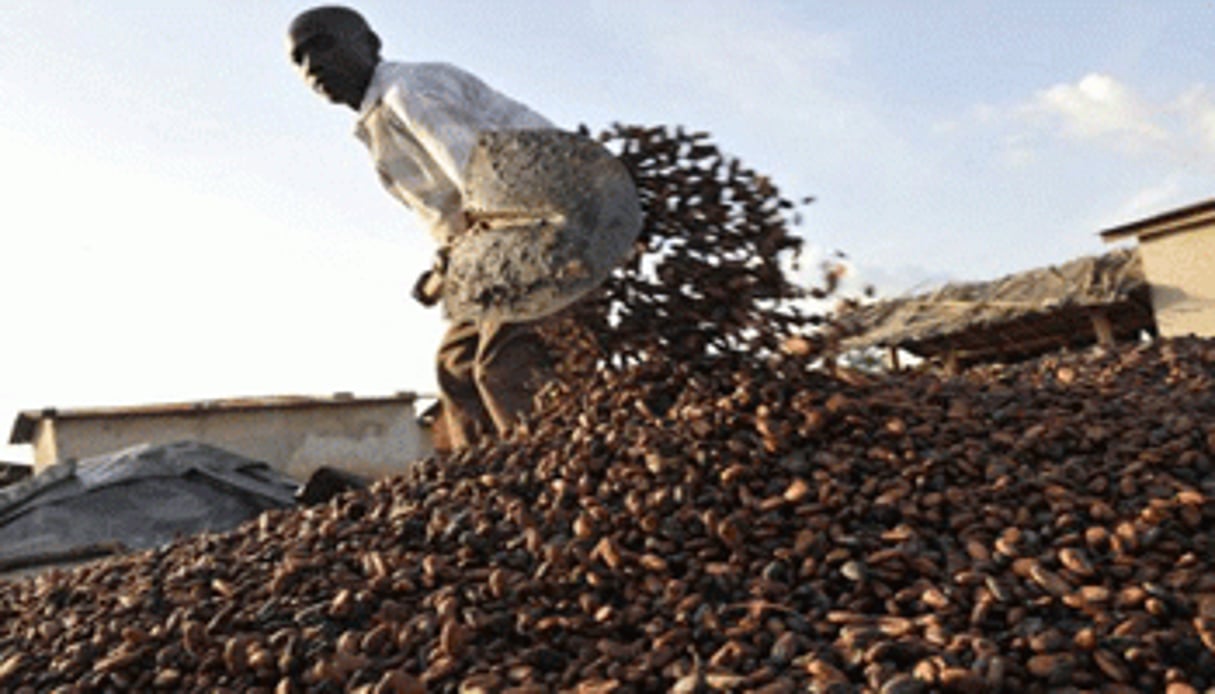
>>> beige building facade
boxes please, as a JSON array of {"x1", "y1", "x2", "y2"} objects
[
  {"x1": 10, "y1": 393, "x2": 432, "y2": 481},
  {"x1": 1102, "y1": 199, "x2": 1215, "y2": 338}
]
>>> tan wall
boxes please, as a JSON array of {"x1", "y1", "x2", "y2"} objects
[
  {"x1": 1139, "y1": 226, "x2": 1215, "y2": 338},
  {"x1": 33, "y1": 402, "x2": 432, "y2": 481},
  {"x1": 32, "y1": 419, "x2": 58, "y2": 467}
]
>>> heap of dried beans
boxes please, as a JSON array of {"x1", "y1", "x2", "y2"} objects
[{"x1": 1, "y1": 129, "x2": 1213, "y2": 693}]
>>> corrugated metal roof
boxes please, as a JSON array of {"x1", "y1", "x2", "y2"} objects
[
  {"x1": 837, "y1": 248, "x2": 1155, "y2": 362},
  {"x1": 9, "y1": 391, "x2": 421, "y2": 445}
]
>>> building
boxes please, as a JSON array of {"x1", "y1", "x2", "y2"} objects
[
  {"x1": 9, "y1": 392, "x2": 432, "y2": 481},
  {"x1": 838, "y1": 248, "x2": 1156, "y2": 372},
  {"x1": 1100, "y1": 198, "x2": 1215, "y2": 338}
]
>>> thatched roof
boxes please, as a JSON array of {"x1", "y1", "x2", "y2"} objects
[{"x1": 839, "y1": 248, "x2": 1155, "y2": 364}]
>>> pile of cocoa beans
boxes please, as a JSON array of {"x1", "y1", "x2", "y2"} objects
[
  {"x1": 1, "y1": 336, "x2": 1213, "y2": 692},
  {"x1": 1, "y1": 128, "x2": 1213, "y2": 693}
]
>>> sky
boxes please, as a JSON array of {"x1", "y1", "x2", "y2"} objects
[{"x1": 2, "y1": 1, "x2": 1215, "y2": 463}]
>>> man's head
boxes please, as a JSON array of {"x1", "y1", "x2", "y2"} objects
[{"x1": 288, "y1": 6, "x2": 382, "y2": 110}]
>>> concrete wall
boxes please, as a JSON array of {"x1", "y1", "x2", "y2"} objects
[
  {"x1": 1139, "y1": 226, "x2": 1215, "y2": 338},
  {"x1": 32, "y1": 419, "x2": 59, "y2": 470},
  {"x1": 33, "y1": 402, "x2": 432, "y2": 481}
]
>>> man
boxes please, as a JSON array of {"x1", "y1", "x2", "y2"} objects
[{"x1": 287, "y1": 6, "x2": 587, "y2": 450}]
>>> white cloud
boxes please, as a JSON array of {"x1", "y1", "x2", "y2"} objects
[
  {"x1": 1024, "y1": 73, "x2": 1168, "y2": 150},
  {"x1": 950, "y1": 73, "x2": 1215, "y2": 172}
]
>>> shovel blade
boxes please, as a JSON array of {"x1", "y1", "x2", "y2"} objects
[{"x1": 443, "y1": 130, "x2": 642, "y2": 323}]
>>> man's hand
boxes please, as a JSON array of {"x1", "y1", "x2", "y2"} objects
[
  {"x1": 412, "y1": 249, "x2": 449, "y2": 307},
  {"x1": 412, "y1": 269, "x2": 443, "y2": 306}
]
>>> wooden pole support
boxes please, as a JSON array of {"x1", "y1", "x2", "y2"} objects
[
  {"x1": 1091, "y1": 310, "x2": 1115, "y2": 347},
  {"x1": 943, "y1": 348, "x2": 960, "y2": 376}
]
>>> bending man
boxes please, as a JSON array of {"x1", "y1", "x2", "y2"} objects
[{"x1": 287, "y1": 6, "x2": 562, "y2": 449}]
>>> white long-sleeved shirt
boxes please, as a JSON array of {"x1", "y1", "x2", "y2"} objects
[{"x1": 354, "y1": 61, "x2": 555, "y2": 245}]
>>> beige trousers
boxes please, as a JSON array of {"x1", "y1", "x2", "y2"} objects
[{"x1": 435, "y1": 317, "x2": 554, "y2": 450}]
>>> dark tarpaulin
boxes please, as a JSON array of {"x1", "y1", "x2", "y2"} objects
[{"x1": 0, "y1": 441, "x2": 298, "y2": 574}]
